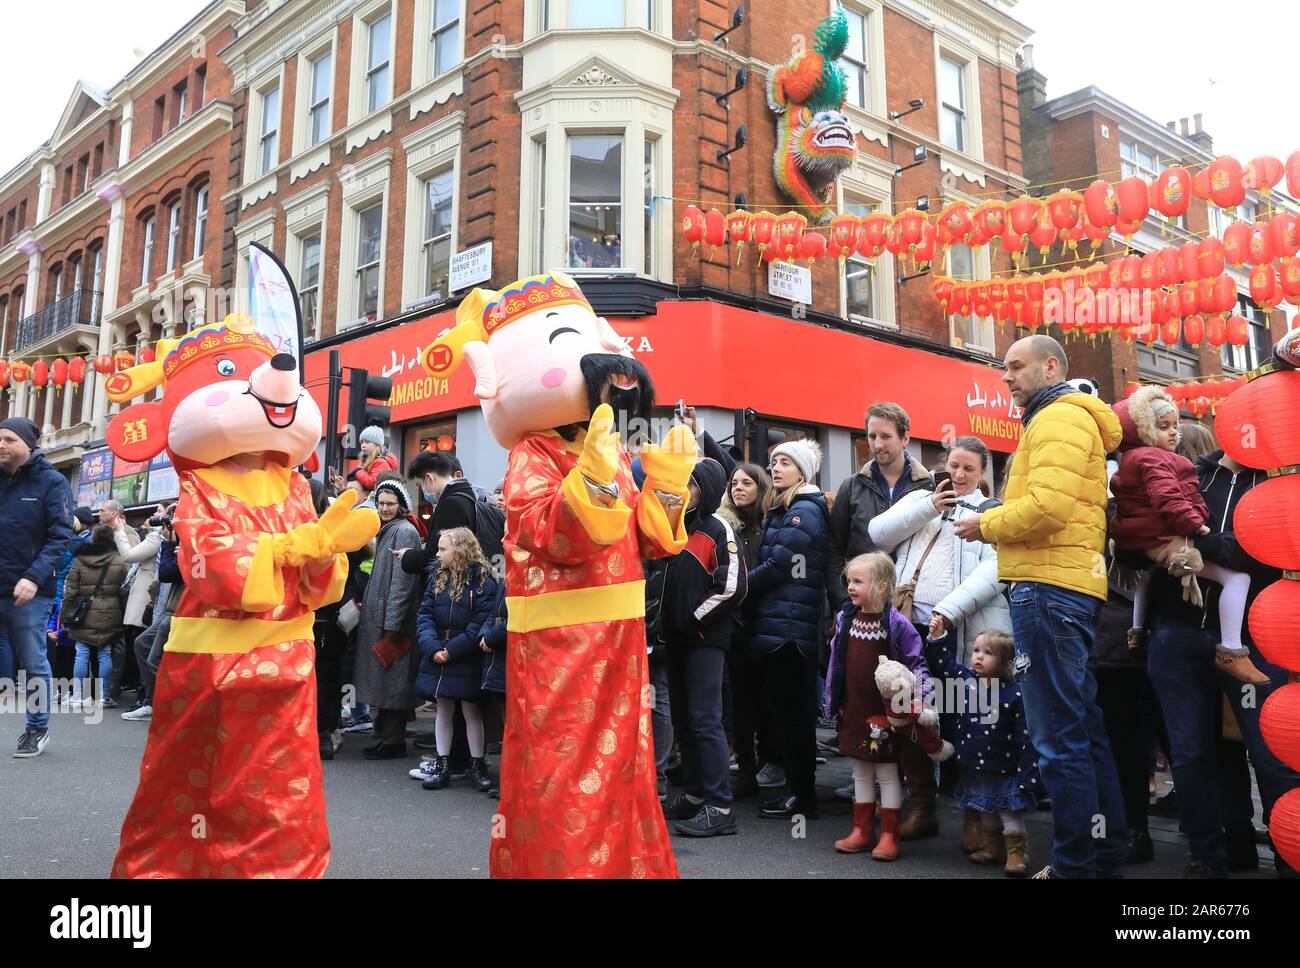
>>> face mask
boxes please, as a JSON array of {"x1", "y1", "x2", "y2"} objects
[{"x1": 422, "y1": 486, "x2": 437, "y2": 504}]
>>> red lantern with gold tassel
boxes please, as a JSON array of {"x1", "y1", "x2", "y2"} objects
[
  {"x1": 1182, "y1": 314, "x2": 1205, "y2": 347},
  {"x1": 1211, "y1": 274, "x2": 1237, "y2": 315},
  {"x1": 1225, "y1": 314, "x2": 1250, "y2": 347},
  {"x1": 937, "y1": 202, "x2": 972, "y2": 246},
  {"x1": 933, "y1": 278, "x2": 955, "y2": 311},
  {"x1": 1222, "y1": 221, "x2": 1251, "y2": 265},
  {"x1": 1079, "y1": 213, "x2": 1110, "y2": 253},
  {"x1": 137, "y1": 347, "x2": 156, "y2": 365},
  {"x1": 1208, "y1": 156, "x2": 1246, "y2": 209},
  {"x1": 703, "y1": 209, "x2": 726, "y2": 258},
  {"x1": 115, "y1": 351, "x2": 135, "y2": 372},
  {"x1": 798, "y1": 231, "x2": 827, "y2": 266},
  {"x1": 0, "y1": 362, "x2": 9, "y2": 388},
  {"x1": 1157, "y1": 246, "x2": 1182, "y2": 284},
  {"x1": 971, "y1": 200, "x2": 1007, "y2": 244},
  {"x1": 1206, "y1": 314, "x2": 1228, "y2": 347},
  {"x1": 93, "y1": 354, "x2": 114, "y2": 375},
  {"x1": 751, "y1": 211, "x2": 778, "y2": 256},
  {"x1": 1000, "y1": 227, "x2": 1027, "y2": 265},
  {"x1": 1249, "y1": 579, "x2": 1300, "y2": 672},
  {"x1": 1176, "y1": 241, "x2": 1200, "y2": 282},
  {"x1": 1195, "y1": 277, "x2": 1218, "y2": 316},
  {"x1": 1176, "y1": 283, "x2": 1199, "y2": 318},
  {"x1": 68, "y1": 356, "x2": 87, "y2": 386},
  {"x1": 827, "y1": 214, "x2": 857, "y2": 263},
  {"x1": 1280, "y1": 257, "x2": 1300, "y2": 304},
  {"x1": 31, "y1": 360, "x2": 48, "y2": 390},
  {"x1": 1197, "y1": 237, "x2": 1226, "y2": 278},
  {"x1": 1114, "y1": 216, "x2": 1143, "y2": 237},
  {"x1": 1160, "y1": 318, "x2": 1182, "y2": 347},
  {"x1": 1192, "y1": 167, "x2": 1211, "y2": 200},
  {"x1": 725, "y1": 210, "x2": 753, "y2": 263},
  {"x1": 912, "y1": 221, "x2": 937, "y2": 266},
  {"x1": 895, "y1": 209, "x2": 926, "y2": 248},
  {"x1": 1270, "y1": 212, "x2": 1300, "y2": 259},
  {"x1": 776, "y1": 211, "x2": 808, "y2": 261},
  {"x1": 884, "y1": 219, "x2": 908, "y2": 258},
  {"x1": 1083, "y1": 180, "x2": 1118, "y2": 228},
  {"x1": 1154, "y1": 167, "x2": 1191, "y2": 219},
  {"x1": 1028, "y1": 208, "x2": 1056, "y2": 258},
  {"x1": 1139, "y1": 251, "x2": 1164, "y2": 290},
  {"x1": 681, "y1": 205, "x2": 706, "y2": 255},
  {"x1": 857, "y1": 213, "x2": 891, "y2": 259},
  {"x1": 1116, "y1": 176, "x2": 1149, "y2": 225},
  {"x1": 51, "y1": 358, "x2": 68, "y2": 392},
  {"x1": 11, "y1": 362, "x2": 29, "y2": 384},
  {"x1": 1247, "y1": 223, "x2": 1276, "y2": 266},
  {"x1": 1008, "y1": 197, "x2": 1042, "y2": 237},
  {"x1": 1250, "y1": 264, "x2": 1280, "y2": 308},
  {"x1": 1046, "y1": 190, "x2": 1083, "y2": 231},
  {"x1": 1244, "y1": 156, "x2": 1284, "y2": 194}
]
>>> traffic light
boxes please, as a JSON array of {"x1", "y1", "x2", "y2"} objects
[{"x1": 343, "y1": 367, "x2": 393, "y2": 458}]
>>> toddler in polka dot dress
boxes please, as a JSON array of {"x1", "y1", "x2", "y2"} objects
[{"x1": 927, "y1": 628, "x2": 1040, "y2": 877}]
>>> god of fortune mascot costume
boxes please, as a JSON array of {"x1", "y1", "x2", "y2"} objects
[
  {"x1": 422, "y1": 273, "x2": 695, "y2": 879},
  {"x1": 105, "y1": 315, "x2": 378, "y2": 879}
]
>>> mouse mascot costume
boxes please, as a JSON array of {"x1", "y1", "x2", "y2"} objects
[
  {"x1": 422, "y1": 273, "x2": 695, "y2": 878},
  {"x1": 105, "y1": 315, "x2": 379, "y2": 878}
]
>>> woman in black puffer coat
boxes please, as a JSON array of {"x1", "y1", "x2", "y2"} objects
[
  {"x1": 415, "y1": 527, "x2": 498, "y2": 792},
  {"x1": 745, "y1": 439, "x2": 829, "y2": 819}
]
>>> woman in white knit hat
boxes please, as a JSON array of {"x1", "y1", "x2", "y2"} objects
[{"x1": 746, "y1": 436, "x2": 831, "y2": 820}]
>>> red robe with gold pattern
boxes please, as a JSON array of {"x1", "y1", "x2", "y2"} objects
[
  {"x1": 489, "y1": 431, "x2": 683, "y2": 878},
  {"x1": 111, "y1": 464, "x2": 347, "y2": 879}
]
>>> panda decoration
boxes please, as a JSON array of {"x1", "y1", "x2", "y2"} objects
[{"x1": 1068, "y1": 377, "x2": 1102, "y2": 398}]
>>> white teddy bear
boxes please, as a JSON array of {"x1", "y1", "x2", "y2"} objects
[{"x1": 874, "y1": 657, "x2": 953, "y2": 762}]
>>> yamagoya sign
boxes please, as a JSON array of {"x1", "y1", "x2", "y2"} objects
[{"x1": 304, "y1": 301, "x2": 1021, "y2": 452}]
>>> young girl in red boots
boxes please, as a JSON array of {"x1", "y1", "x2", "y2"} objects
[{"x1": 823, "y1": 552, "x2": 934, "y2": 861}]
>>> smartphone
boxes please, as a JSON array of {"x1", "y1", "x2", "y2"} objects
[
  {"x1": 933, "y1": 470, "x2": 953, "y2": 492},
  {"x1": 675, "y1": 398, "x2": 686, "y2": 418}
]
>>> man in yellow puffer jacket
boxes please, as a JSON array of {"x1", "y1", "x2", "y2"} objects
[{"x1": 953, "y1": 335, "x2": 1126, "y2": 880}]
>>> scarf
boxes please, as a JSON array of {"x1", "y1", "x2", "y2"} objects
[{"x1": 1020, "y1": 381, "x2": 1075, "y2": 427}]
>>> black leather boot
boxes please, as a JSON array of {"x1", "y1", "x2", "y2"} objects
[
  {"x1": 421, "y1": 755, "x2": 450, "y2": 790},
  {"x1": 471, "y1": 756, "x2": 493, "y2": 793}
]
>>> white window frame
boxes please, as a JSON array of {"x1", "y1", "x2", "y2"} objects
[
  {"x1": 839, "y1": 3, "x2": 878, "y2": 114},
  {"x1": 354, "y1": 202, "x2": 384, "y2": 321},
  {"x1": 413, "y1": 0, "x2": 465, "y2": 85},
  {"x1": 933, "y1": 39, "x2": 984, "y2": 163},
  {"x1": 192, "y1": 185, "x2": 209, "y2": 261},
  {"x1": 1222, "y1": 296, "x2": 1272, "y2": 373},
  {"x1": 176, "y1": 85, "x2": 188, "y2": 124},
  {"x1": 284, "y1": 181, "x2": 332, "y2": 340},
  {"x1": 349, "y1": 0, "x2": 397, "y2": 125},
  {"x1": 165, "y1": 202, "x2": 182, "y2": 273},
  {"x1": 401, "y1": 113, "x2": 463, "y2": 309},
  {"x1": 259, "y1": 84, "x2": 281, "y2": 176},
  {"x1": 72, "y1": 257, "x2": 83, "y2": 292},
  {"x1": 1122, "y1": 139, "x2": 1184, "y2": 229},
  {"x1": 565, "y1": 132, "x2": 626, "y2": 272},
  {"x1": 946, "y1": 243, "x2": 995, "y2": 354},
  {"x1": 298, "y1": 229, "x2": 324, "y2": 339},
  {"x1": 91, "y1": 246, "x2": 103, "y2": 293},
  {"x1": 242, "y1": 65, "x2": 287, "y2": 189},
  {"x1": 294, "y1": 33, "x2": 337, "y2": 156},
  {"x1": 531, "y1": 0, "x2": 663, "y2": 35},
  {"x1": 140, "y1": 216, "x2": 155, "y2": 286},
  {"x1": 836, "y1": 158, "x2": 896, "y2": 326},
  {"x1": 51, "y1": 265, "x2": 62, "y2": 304},
  {"x1": 335, "y1": 149, "x2": 392, "y2": 330}
]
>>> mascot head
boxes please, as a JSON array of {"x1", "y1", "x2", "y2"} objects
[
  {"x1": 420, "y1": 273, "x2": 653, "y2": 448},
  {"x1": 767, "y1": 8, "x2": 856, "y2": 224},
  {"x1": 104, "y1": 314, "x2": 322, "y2": 471}
]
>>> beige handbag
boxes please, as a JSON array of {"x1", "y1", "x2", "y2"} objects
[{"x1": 893, "y1": 529, "x2": 942, "y2": 616}]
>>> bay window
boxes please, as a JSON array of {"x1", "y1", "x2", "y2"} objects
[{"x1": 567, "y1": 135, "x2": 623, "y2": 270}]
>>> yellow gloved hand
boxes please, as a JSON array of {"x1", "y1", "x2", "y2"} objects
[
  {"x1": 317, "y1": 487, "x2": 381, "y2": 554},
  {"x1": 640, "y1": 424, "x2": 697, "y2": 492},
  {"x1": 577, "y1": 403, "x2": 622, "y2": 487},
  {"x1": 272, "y1": 522, "x2": 336, "y2": 567}
]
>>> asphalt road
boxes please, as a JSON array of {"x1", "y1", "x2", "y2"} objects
[{"x1": 0, "y1": 699, "x2": 1279, "y2": 880}]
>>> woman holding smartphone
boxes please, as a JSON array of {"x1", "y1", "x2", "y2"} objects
[{"x1": 866, "y1": 436, "x2": 1013, "y2": 846}]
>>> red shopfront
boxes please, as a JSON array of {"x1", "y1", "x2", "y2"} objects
[{"x1": 305, "y1": 300, "x2": 1020, "y2": 482}]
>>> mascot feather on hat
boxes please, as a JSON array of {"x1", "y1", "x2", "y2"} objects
[
  {"x1": 421, "y1": 272, "x2": 695, "y2": 879},
  {"x1": 106, "y1": 314, "x2": 378, "y2": 879}
]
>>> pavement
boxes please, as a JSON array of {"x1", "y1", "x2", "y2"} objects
[{"x1": 0, "y1": 694, "x2": 1280, "y2": 880}]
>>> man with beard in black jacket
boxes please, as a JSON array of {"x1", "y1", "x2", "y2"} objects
[
  {"x1": 1146, "y1": 447, "x2": 1300, "y2": 878},
  {"x1": 659, "y1": 457, "x2": 748, "y2": 838}
]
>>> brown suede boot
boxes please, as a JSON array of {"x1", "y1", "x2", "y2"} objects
[
  {"x1": 961, "y1": 809, "x2": 983, "y2": 854},
  {"x1": 835, "y1": 801, "x2": 877, "y2": 854},
  {"x1": 970, "y1": 825, "x2": 1007, "y2": 865},
  {"x1": 1215, "y1": 648, "x2": 1270, "y2": 685},
  {"x1": 1003, "y1": 830, "x2": 1029, "y2": 877},
  {"x1": 872, "y1": 807, "x2": 901, "y2": 861},
  {"x1": 898, "y1": 740, "x2": 939, "y2": 840}
]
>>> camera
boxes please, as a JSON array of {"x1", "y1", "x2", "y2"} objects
[{"x1": 148, "y1": 511, "x2": 174, "y2": 528}]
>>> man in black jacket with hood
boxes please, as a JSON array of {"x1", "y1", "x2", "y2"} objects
[
  {"x1": 659, "y1": 457, "x2": 748, "y2": 838},
  {"x1": 1146, "y1": 447, "x2": 1300, "y2": 878}
]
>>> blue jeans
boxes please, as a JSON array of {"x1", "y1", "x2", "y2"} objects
[
  {"x1": 0, "y1": 623, "x2": 13, "y2": 682},
  {"x1": 73, "y1": 641, "x2": 113, "y2": 700},
  {"x1": 0, "y1": 595, "x2": 53, "y2": 731},
  {"x1": 1009, "y1": 582, "x2": 1127, "y2": 877},
  {"x1": 1148, "y1": 620, "x2": 1300, "y2": 872}
]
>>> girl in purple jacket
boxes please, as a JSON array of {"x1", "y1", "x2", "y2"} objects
[
  {"x1": 823, "y1": 552, "x2": 934, "y2": 862},
  {"x1": 1111, "y1": 385, "x2": 1264, "y2": 685}
]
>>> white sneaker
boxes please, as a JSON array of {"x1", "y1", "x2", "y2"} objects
[
  {"x1": 755, "y1": 763, "x2": 786, "y2": 787},
  {"x1": 409, "y1": 760, "x2": 438, "y2": 780},
  {"x1": 65, "y1": 698, "x2": 84, "y2": 711},
  {"x1": 121, "y1": 705, "x2": 152, "y2": 722}
]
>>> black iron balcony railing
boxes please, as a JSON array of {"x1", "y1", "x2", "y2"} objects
[{"x1": 14, "y1": 288, "x2": 102, "y2": 352}]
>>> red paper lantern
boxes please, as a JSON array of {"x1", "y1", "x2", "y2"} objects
[
  {"x1": 11, "y1": 362, "x2": 29, "y2": 384},
  {"x1": 114, "y1": 351, "x2": 135, "y2": 372},
  {"x1": 1114, "y1": 216, "x2": 1142, "y2": 237},
  {"x1": 1079, "y1": 213, "x2": 1110, "y2": 251},
  {"x1": 1000, "y1": 228, "x2": 1027, "y2": 259},
  {"x1": 751, "y1": 211, "x2": 778, "y2": 253},
  {"x1": 703, "y1": 209, "x2": 726, "y2": 255},
  {"x1": 933, "y1": 278, "x2": 955, "y2": 310},
  {"x1": 1157, "y1": 246, "x2": 1182, "y2": 284},
  {"x1": 1182, "y1": 314, "x2": 1205, "y2": 346},
  {"x1": 1216, "y1": 370, "x2": 1300, "y2": 468},
  {"x1": 1116, "y1": 176, "x2": 1149, "y2": 224},
  {"x1": 1249, "y1": 579, "x2": 1300, "y2": 671},
  {"x1": 725, "y1": 209, "x2": 752, "y2": 249},
  {"x1": 681, "y1": 205, "x2": 705, "y2": 253},
  {"x1": 798, "y1": 231, "x2": 827, "y2": 266},
  {"x1": 1226, "y1": 314, "x2": 1250, "y2": 347},
  {"x1": 912, "y1": 221, "x2": 937, "y2": 265},
  {"x1": 1160, "y1": 318, "x2": 1182, "y2": 346},
  {"x1": 1250, "y1": 264, "x2": 1280, "y2": 308},
  {"x1": 856, "y1": 213, "x2": 891, "y2": 258},
  {"x1": 1207, "y1": 156, "x2": 1246, "y2": 209},
  {"x1": 1222, "y1": 221, "x2": 1251, "y2": 265},
  {"x1": 1029, "y1": 209, "x2": 1056, "y2": 255},
  {"x1": 1193, "y1": 167, "x2": 1211, "y2": 200},
  {"x1": 894, "y1": 208, "x2": 924, "y2": 248},
  {"x1": 1269, "y1": 213, "x2": 1300, "y2": 259},
  {"x1": 1244, "y1": 156, "x2": 1284, "y2": 193},
  {"x1": 436, "y1": 434, "x2": 454, "y2": 452},
  {"x1": 826, "y1": 214, "x2": 856, "y2": 262},
  {"x1": 1154, "y1": 167, "x2": 1191, "y2": 218},
  {"x1": 1260, "y1": 684, "x2": 1300, "y2": 774},
  {"x1": 971, "y1": 200, "x2": 1006, "y2": 243},
  {"x1": 1006, "y1": 197, "x2": 1040, "y2": 237},
  {"x1": 1118, "y1": 255, "x2": 1142, "y2": 289},
  {"x1": 93, "y1": 354, "x2": 114, "y2": 375},
  {"x1": 31, "y1": 360, "x2": 48, "y2": 388},
  {"x1": 1288, "y1": 150, "x2": 1300, "y2": 199},
  {"x1": 1083, "y1": 180, "x2": 1118, "y2": 228},
  {"x1": 937, "y1": 203, "x2": 972, "y2": 245},
  {"x1": 1247, "y1": 223, "x2": 1276, "y2": 266},
  {"x1": 1193, "y1": 277, "x2": 1216, "y2": 315},
  {"x1": 1046, "y1": 190, "x2": 1082, "y2": 230},
  {"x1": 1177, "y1": 241, "x2": 1201, "y2": 282},
  {"x1": 137, "y1": 347, "x2": 157, "y2": 365},
  {"x1": 1206, "y1": 314, "x2": 1227, "y2": 347},
  {"x1": 1196, "y1": 237, "x2": 1226, "y2": 279},
  {"x1": 1139, "y1": 251, "x2": 1164, "y2": 289},
  {"x1": 0, "y1": 362, "x2": 8, "y2": 388},
  {"x1": 1272, "y1": 787, "x2": 1300, "y2": 871},
  {"x1": 1176, "y1": 283, "x2": 1199, "y2": 317},
  {"x1": 1211, "y1": 274, "x2": 1237, "y2": 315},
  {"x1": 1280, "y1": 257, "x2": 1300, "y2": 303},
  {"x1": 51, "y1": 358, "x2": 68, "y2": 389},
  {"x1": 68, "y1": 356, "x2": 87, "y2": 385},
  {"x1": 774, "y1": 211, "x2": 807, "y2": 260},
  {"x1": 1235, "y1": 475, "x2": 1300, "y2": 569}
]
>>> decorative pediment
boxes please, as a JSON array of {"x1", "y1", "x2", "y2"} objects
[
  {"x1": 555, "y1": 57, "x2": 637, "y2": 91},
  {"x1": 51, "y1": 81, "x2": 108, "y2": 147}
]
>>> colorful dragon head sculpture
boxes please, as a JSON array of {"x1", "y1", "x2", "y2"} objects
[{"x1": 767, "y1": 8, "x2": 856, "y2": 224}]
